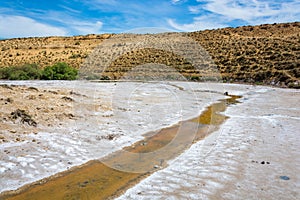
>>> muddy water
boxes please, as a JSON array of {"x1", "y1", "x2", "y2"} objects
[{"x1": 0, "y1": 96, "x2": 241, "y2": 200}]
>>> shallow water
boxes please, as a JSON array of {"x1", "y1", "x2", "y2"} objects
[{"x1": 0, "y1": 96, "x2": 241, "y2": 200}]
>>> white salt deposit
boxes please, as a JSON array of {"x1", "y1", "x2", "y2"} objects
[
  {"x1": 117, "y1": 84, "x2": 300, "y2": 200},
  {"x1": 0, "y1": 81, "x2": 299, "y2": 200}
]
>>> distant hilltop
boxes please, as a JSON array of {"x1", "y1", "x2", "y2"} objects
[{"x1": 0, "y1": 22, "x2": 299, "y2": 88}]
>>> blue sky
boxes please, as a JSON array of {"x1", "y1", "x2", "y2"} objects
[{"x1": 0, "y1": 0, "x2": 299, "y2": 38}]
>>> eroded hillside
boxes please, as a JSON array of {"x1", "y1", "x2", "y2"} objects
[
  {"x1": 188, "y1": 22, "x2": 300, "y2": 88},
  {"x1": 0, "y1": 22, "x2": 299, "y2": 87}
]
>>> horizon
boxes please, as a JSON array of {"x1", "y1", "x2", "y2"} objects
[
  {"x1": 0, "y1": 0, "x2": 299, "y2": 39},
  {"x1": 0, "y1": 21, "x2": 299, "y2": 40}
]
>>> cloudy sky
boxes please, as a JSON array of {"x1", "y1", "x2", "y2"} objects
[{"x1": 0, "y1": 0, "x2": 299, "y2": 38}]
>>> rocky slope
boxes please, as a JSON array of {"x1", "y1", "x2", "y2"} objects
[
  {"x1": 0, "y1": 34, "x2": 111, "y2": 69},
  {"x1": 188, "y1": 22, "x2": 300, "y2": 88},
  {"x1": 0, "y1": 22, "x2": 299, "y2": 88}
]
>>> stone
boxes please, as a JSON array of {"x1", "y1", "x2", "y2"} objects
[{"x1": 279, "y1": 176, "x2": 290, "y2": 180}]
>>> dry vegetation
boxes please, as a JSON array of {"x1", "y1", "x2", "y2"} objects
[
  {"x1": 0, "y1": 34, "x2": 111, "y2": 68},
  {"x1": 0, "y1": 22, "x2": 299, "y2": 88},
  {"x1": 188, "y1": 22, "x2": 300, "y2": 88}
]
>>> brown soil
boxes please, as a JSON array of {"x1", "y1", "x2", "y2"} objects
[
  {"x1": 0, "y1": 84, "x2": 76, "y2": 143},
  {"x1": 188, "y1": 22, "x2": 300, "y2": 88},
  {"x1": 0, "y1": 22, "x2": 299, "y2": 88},
  {"x1": 0, "y1": 34, "x2": 111, "y2": 68}
]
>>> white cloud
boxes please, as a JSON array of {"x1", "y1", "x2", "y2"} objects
[
  {"x1": 23, "y1": 10, "x2": 105, "y2": 35},
  {"x1": 171, "y1": 0, "x2": 181, "y2": 4},
  {"x1": 58, "y1": 5, "x2": 81, "y2": 14},
  {"x1": 201, "y1": 0, "x2": 298, "y2": 22},
  {"x1": 71, "y1": 21, "x2": 103, "y2": 35},
  {"x1": 0, "y1": 15, "x2": 67, "y2": 38},
  {"x1": 125, "y1": 27, "x2": 176, "y2": 34},
  {"x1": 171, "y1": 0, "x2": 187, "y2": 5},
  {"x1": 188, "y1": 6, "x2": 201, "y2": 14},
  {"x1": 202, "y1": 0, "x2": 300, "y2": 23},
  {"x1": 168, "y1": 16, "x2": 227, "y2": 32},
  {"x1": 169, "y1": 0, "x2": 300, "y2": 31}
]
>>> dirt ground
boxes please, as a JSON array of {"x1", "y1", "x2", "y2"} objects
[{"x1": 0, "y1": 83, "x2": 76, "y2": 143}]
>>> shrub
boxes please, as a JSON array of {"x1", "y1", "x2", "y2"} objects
[
  {"x1": 0, "y1": 64, "x2": 41, "y2": 80},
  {"x1": 21, "y1": 64, "x2": 42, "y2": 79},
  {"x1": 8, "y1": 70, "x2": 30, "y2": 80},
  {"x1": 0, "y1": 67, "x2": 9, "y2": 79},
  {"x1": 85, "y1": 74, "x2": 110, "y2": 80},
  {"x1": 41, "y1": 62, "x2": 78, "y2": 80},
  {"x1": 190, "y1": 75, "x2": 200, "y2": 81},
  {"x1": 0, "y1": 62, "x2": 77, "y2": 80}
]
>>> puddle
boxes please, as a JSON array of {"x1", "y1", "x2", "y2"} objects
[{"x1": 0, "y1": 95, "x2": 241, "y2": 200}]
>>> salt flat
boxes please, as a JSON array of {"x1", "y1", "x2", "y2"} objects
[
  {"x1": 118, "y1": 84, "x2": 300, "y2": 200},
  {"x1": 0, "y1": 81, "x2": 299, "y2": 200}
]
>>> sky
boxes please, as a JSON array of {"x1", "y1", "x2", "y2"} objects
[{"x1": 0, "y1": 0, "x2": 299, "y2": 38}]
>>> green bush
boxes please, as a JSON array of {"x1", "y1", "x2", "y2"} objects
[
  {"x1": 21, "y1": 64, "x2": 42, "y2": 79},
  {"x1": 9, "y1": 70, "x2": 30, "y2": 80},
  {"x1": 0, "y1": 64, "x2": 41, "y2": 80},
  {"x1": 85, "y1": 74, "x2": 111, "y2": 80},
  {"x1": 190, "y1": 75, "x2": 200, "y2": 81},
  {"x1": 41, "y1": 62, "x2": 78, "y2": 80},
  {"x1": 0, "y1": 62, "x2": 78, "y2": 80},
  {"x1": 0, "y1": 67, "x2": 9, "y2": 79}
]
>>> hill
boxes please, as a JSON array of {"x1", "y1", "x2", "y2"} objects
[
  {"x1": 188, "y1": 22, "x2": 299, "y2": 88},
  {"x1": 0, "y1": 22, "x2": 299, "y2": 88}
]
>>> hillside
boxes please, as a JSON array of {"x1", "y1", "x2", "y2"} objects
[
  {"x1": 188, "y1": 22, "x2": 300, "y2": 88},
  {"x1": 0, "y1": 22, "x2": 299, "y2": 88}
]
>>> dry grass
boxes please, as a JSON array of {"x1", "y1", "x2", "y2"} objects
[
  {"x1": 0, "y1": 22, "x2": 299, "y2": 87},
  {"x1": 188, "y1": 22, "x2": 300, "y2": 88}
]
